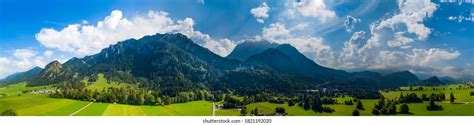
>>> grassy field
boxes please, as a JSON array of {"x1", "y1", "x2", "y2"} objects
[
  {"x1": 0, "y1": 82, "x2": 54, "y2": 96},
  {"x1": 238, "y1": 84, "x2": 474, "y2": 116},
  {"x1": 0, "y1": 94, "x2": 213, "y2": 116},
  {"x1": 85, "y1": 74, "x2": 136, "y2": 91},
  {"x1": 1, "y1": 81, "x2": 472, "y2": 116},
  {"x1": 0, "y1": 94, "x2": 89, "y2": 116},
  {"x1": 383, "y1": 84, "x2": 474, "y2": 102},
  {"x1": 73, "y1": 103, "x2": 109, "y2": 116}
]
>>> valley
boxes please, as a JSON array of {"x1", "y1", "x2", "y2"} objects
[
  {"x1": 0, "y1": 33, "x2": 473, "y2": 116},
  {"x1": 1, "y1": 80, "x2": 472, "y2": 116}
]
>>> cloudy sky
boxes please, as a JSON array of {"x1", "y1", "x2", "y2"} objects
[{"x1": 0, "y1": 0, "x2": 473, "y2": 79}]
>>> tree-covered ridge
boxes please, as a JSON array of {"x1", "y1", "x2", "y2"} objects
[{"x1": 4, "y1": 33, "x2": 449, "y2": 100}]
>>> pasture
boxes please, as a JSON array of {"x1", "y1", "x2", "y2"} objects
[
  {"x1": 85, "y1": 74, "x2": 137, "y2": 91},
  {"x1": 0, "y1": 93, "x2": 213, "y2": 116},
  {"x1": 1, "y1": 82, "x2": 472, "y2": 116}
]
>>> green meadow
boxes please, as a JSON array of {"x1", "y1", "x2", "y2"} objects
[
  {"x1": 0, "y1": 88, "x2": 213, "y2": 116},
  {"x1": 0, "y1": 82, "x2": 53, "y2": 96},
  {"x1": 84, "y1": 74, "x2": 137, "y2": 91},
  {"x1": 234, "y1": 84, "x2": 474, "y2": 116},
  {"x1": 1, "y1": 81, "x2": 473, "y2": 116}
]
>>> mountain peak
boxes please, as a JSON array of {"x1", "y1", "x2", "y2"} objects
[
  {"x1": 45, "y1": 60, "x2": 62, "y2": 69},
  {"x1": 227, "y1": 40, "x2": 278, "y2": 61},
  {"x1": 0, "y1": 66, "x2": 43, "y2": 84},
  {"x1": 382, "y1": 70, "x2": 419, "y2": 87}
]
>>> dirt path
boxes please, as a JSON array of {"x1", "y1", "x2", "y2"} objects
[
  {"x1": 69, "y1": 102, "x2": 93, "y2": 116},
  {"x1": 212, "y1": 102, "x2": 216, "y2": 116}
]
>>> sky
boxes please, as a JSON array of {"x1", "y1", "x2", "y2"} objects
[{"x1": 0, "y1": 0, "x2": 473, "y2": 80}]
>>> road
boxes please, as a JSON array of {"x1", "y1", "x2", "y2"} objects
[
  {"x1": 69, "y1": 102, "x2": 93, "y2": 116},
  {"x1": 212, "y1": 102, "x2": 216, "y2": 116}
]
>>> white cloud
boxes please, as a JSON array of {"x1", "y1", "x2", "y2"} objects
[
  {"x1": 260, "y1": 23, "x2": 290, "y2": 40},
  {"x1": 376, "y1": 0, "x2": 437, "y2": 41},
  {"x1": 36, "y1": 10, "x2": 235, "y2": 57},
  {"x1": 344, "y1": 16, "x2": 361, "y2": 32},
  {"x1": 43, "y1": 50, "x2": 54, "y2": 58},
  {"x1": 288, "y1": 0, "x2": 336, "y2": 22},
  {"x1": 251, "y1": 2, "x2": 270, "y2": 23},
  {"x1": 0, "y1": 57, "x2": 13, "y2": 79},
  {"x1": 387, "y1": 32, "x2": 414, "y2": 48},
  {"x1": 338, "y1": 31, "x2": 366, "y2": 69},
  {"x1": 0, "y1": 49, "x2": 59, "y2": 79},
  {"x1": 412, "y1": 48, "x2": 460, "y2": 66},
  {"x1": 330, "y1": 0, "x2": 463, "y2": 78},
  {"x1": 257, "y1": 23, "x2": 335, "y2": 66},
  {"x1": 13, "y1": 49, "x2": 36, "y2": 60}
]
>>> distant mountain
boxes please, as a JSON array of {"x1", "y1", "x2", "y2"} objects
[
  {"x1": 24, "y1": 33, "x2": 436, "y2": 94},
  {"x1": 29, "y1": 33, "x2": 317, "y2": 94},
  {"x1": 245, "y1": 48, "x2": 297, "y2": 73},
  {"x1": 350, "y1": 71, "x2": 383, "y2": 79},
  {"x1": 227, "y1": 41, "x2": 278, "y2": 61},
  {"x1": 439, "y1": 76, "x2": 456, "y2": 84},
  {"x1": 419, "y1": 76, "x2": 445, "y2": 86},
  {"x1": 245, "y1": 44, "x2": 349, "y2": 82},
  {"x1": 0, "y1": 67, "x2": 42, "y2": 85},
  {"x1": 29, "y1": 60, "x2": 73, "y2": 86},
  {"x1": 381, "y1": 70, "x2": 419, "y2": 87}
]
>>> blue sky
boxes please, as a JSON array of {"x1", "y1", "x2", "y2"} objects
[{"x1": 0, "y1": 0, "x2": 473, "y2": 80}]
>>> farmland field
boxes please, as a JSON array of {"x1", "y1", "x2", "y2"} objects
[
  {"x1": 0, "y1": 82, "x2": 53, "y2": 96},
  {"x1": 1, "y1": 82, "x2": 473, "y2": 116}
]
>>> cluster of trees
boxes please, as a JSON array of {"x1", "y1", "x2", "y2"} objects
[
  {"x1": 426, "y1": 100, "x2": 443, "y2": 111},
  {"x1": 275, "y1": 107, "x2": 286, "y2": 115},
  {"x1": 223, "y1": 95, "x2": 244, "y2": 109},
  {"x1": 470, "y1": 91, "x2": 474, "y2": 96},
  {"x1": 398, "y1": 93, "x2": 423, "y2": 103},
  {"x1": 344, "y1": 100, "x2": 354, "y2": 105},
  {"x1": 298, "y1": 94, "x2": 335, "y2": 113},
  {"x1": 399, "y1": 104, "x2": 410, "y2": 114},
  {"x1": 250, "y1": 107, "x2": 260, "y2": 116},
  {"x1": 49, "y1": 80, "x2": 216, "y2": 105},
  {"x1": 222, "y1": 93, "x2": 274, "y2": 109},
  {"x1": 356, "y1": 100, "x2": 364, "y2": 110},
  {"x1": 1, "y1": 109, "x2": 17, "y2": 116},
  {"x1": 240, "y1": 107, "x2": 248, "y2": 116},
  {"x1": 449, "y1": 93, "x2": 456, "y2": 104},
  {"x1": 352, "y1": 109, "x2": 360, "y2": 116},
  {"x1": 371, "y1": 97, "x2": 401, "y2": 115}
]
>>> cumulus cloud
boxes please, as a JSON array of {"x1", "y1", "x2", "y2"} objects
[
  {"x1": 288, "y1": 0, "x2": 336, "y2": 22},
  {"x1": 344, "y1": 16, "x2": 361, "y2": 32},
  {"x1": 387, "y1": 32, "x2": 414, "y2": 48},
  {"x1": 43, "y1": 50, "x2": 54, "y2": 58},
  {"x1": 251, "y1": 2, "x2": 270, "y2": 23},
  {"x1": 36, "y1": 10, "x2": 235, "y2": 57},
  {"x1": 256, "y1": 23, "x2": 335, "y2": 66},
  {"x1": 13, "y1": 49, "x2": 37, "y2": 60},
  {"x1": 0, "y1": 49, "x2": 60, "y2": 79},
  {"x1": 376, "y1": 0, "x2": 437, "y2": 41},
  {"x1": 333, "y1": 0, "x2": 462, "y2": 77},
  {"x1": 260, "y1": 23, "x2": 290, "y2": 40}
]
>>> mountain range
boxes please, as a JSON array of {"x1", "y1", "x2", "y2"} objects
[{"x1": 0, "y1": 33, "x2": 449, "y2": 93}]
